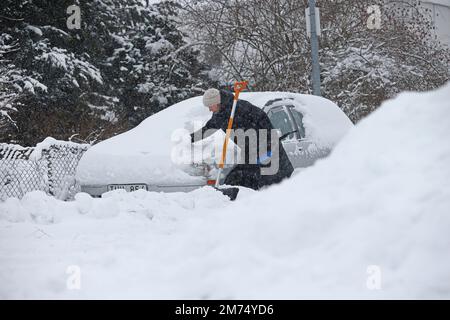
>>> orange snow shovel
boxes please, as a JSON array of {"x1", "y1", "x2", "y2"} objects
[{"x1": 212, "y1": 81, "x2": 248, "y2": 200}]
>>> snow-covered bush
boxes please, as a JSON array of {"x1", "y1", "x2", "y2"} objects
[
  {"x1": 320, "y1": 0, "x2": 450, "y2": 121},
  {"x1": 101, "y1": 0, "x2": 209, "y2": 127},
  {"x1": 182, "y1": 0, "x2": 450, "y2": 122}
]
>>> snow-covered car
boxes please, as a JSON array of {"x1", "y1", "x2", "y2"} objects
[{"x1": 76, "y1": 92, "x2": 353, "y2": 197}]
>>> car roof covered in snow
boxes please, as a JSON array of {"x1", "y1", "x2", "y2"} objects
[{"x1": 76, "y1": 92, "x2": 353, "y2": 185}]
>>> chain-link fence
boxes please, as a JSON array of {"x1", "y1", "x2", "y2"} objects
[{"x1": 0, "y1": 139, "x2": 89, "y2": 201}]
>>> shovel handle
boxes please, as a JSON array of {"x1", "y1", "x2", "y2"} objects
[
  {"x1": 233, "y1": 81, "x2": 248, "y2": 100},
  {"x1": 216, "y1": 81, "x2": 248, "y2": 181}
]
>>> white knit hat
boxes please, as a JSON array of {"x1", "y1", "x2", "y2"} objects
[{"x1": 203, "y1": 88, "x2": 221, "y2": 107}]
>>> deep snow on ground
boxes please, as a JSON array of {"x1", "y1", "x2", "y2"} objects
[{"x1": 1, "y1": 83, "x2": 450, "y2": 299}]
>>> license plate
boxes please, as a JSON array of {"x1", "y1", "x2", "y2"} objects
[{"x1": 107, "y1": 184, "x2": 148, "y2": 192}]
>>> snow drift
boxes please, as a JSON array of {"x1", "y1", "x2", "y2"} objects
[{"x1": 1, "y1": 83, "x2": 449, "y2": 299}]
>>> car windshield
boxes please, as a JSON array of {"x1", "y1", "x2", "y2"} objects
[
  {"x1": 290, "y1": 108, "x2": 306, "y2": 139},
  {"x1": 268, "y1": 108, "x2": 294, "y2": 139}
]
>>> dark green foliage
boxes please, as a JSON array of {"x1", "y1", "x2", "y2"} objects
[{"x1": 0, "y1": 0, "x2": 210, "y2": 145}]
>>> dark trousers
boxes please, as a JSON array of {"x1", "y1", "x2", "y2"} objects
[
  {"x1": 223, "y1": 146, "x2": 294, "y2": 190},
  {"x1": 224, "y1": 165, "x2": 261, "y2": 190}
]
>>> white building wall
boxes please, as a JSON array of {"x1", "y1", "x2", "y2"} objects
[{"x1": 421, "y1": 0, "x2": 450, "y2": 47}]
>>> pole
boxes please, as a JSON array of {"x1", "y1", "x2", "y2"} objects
[{"x1": 308, "y1": 0, "x2": 321, "y2": 96}]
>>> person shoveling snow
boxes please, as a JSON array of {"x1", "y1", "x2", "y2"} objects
[{"x1": 190, "y1": 86, "x2": 294, "y2": 195}]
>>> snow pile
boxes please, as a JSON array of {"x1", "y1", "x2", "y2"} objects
[
  {"x1": 199, "y1": 83, "x2": 450, "y2": 298},
  {"x1": 1, "y1": 84, "x2": 449, "y2": 299}
]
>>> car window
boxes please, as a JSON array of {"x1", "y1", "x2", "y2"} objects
[
  {"x1": 268, "y1": 108, "x2": 294, "y2": 139},
  {"x1": 290, "y1": 108, "x2": 306, "y2": 139}
]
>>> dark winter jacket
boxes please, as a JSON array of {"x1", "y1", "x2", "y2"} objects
[{"x1": 191, "y1": 90, "x2": 294, "y2": 189}]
